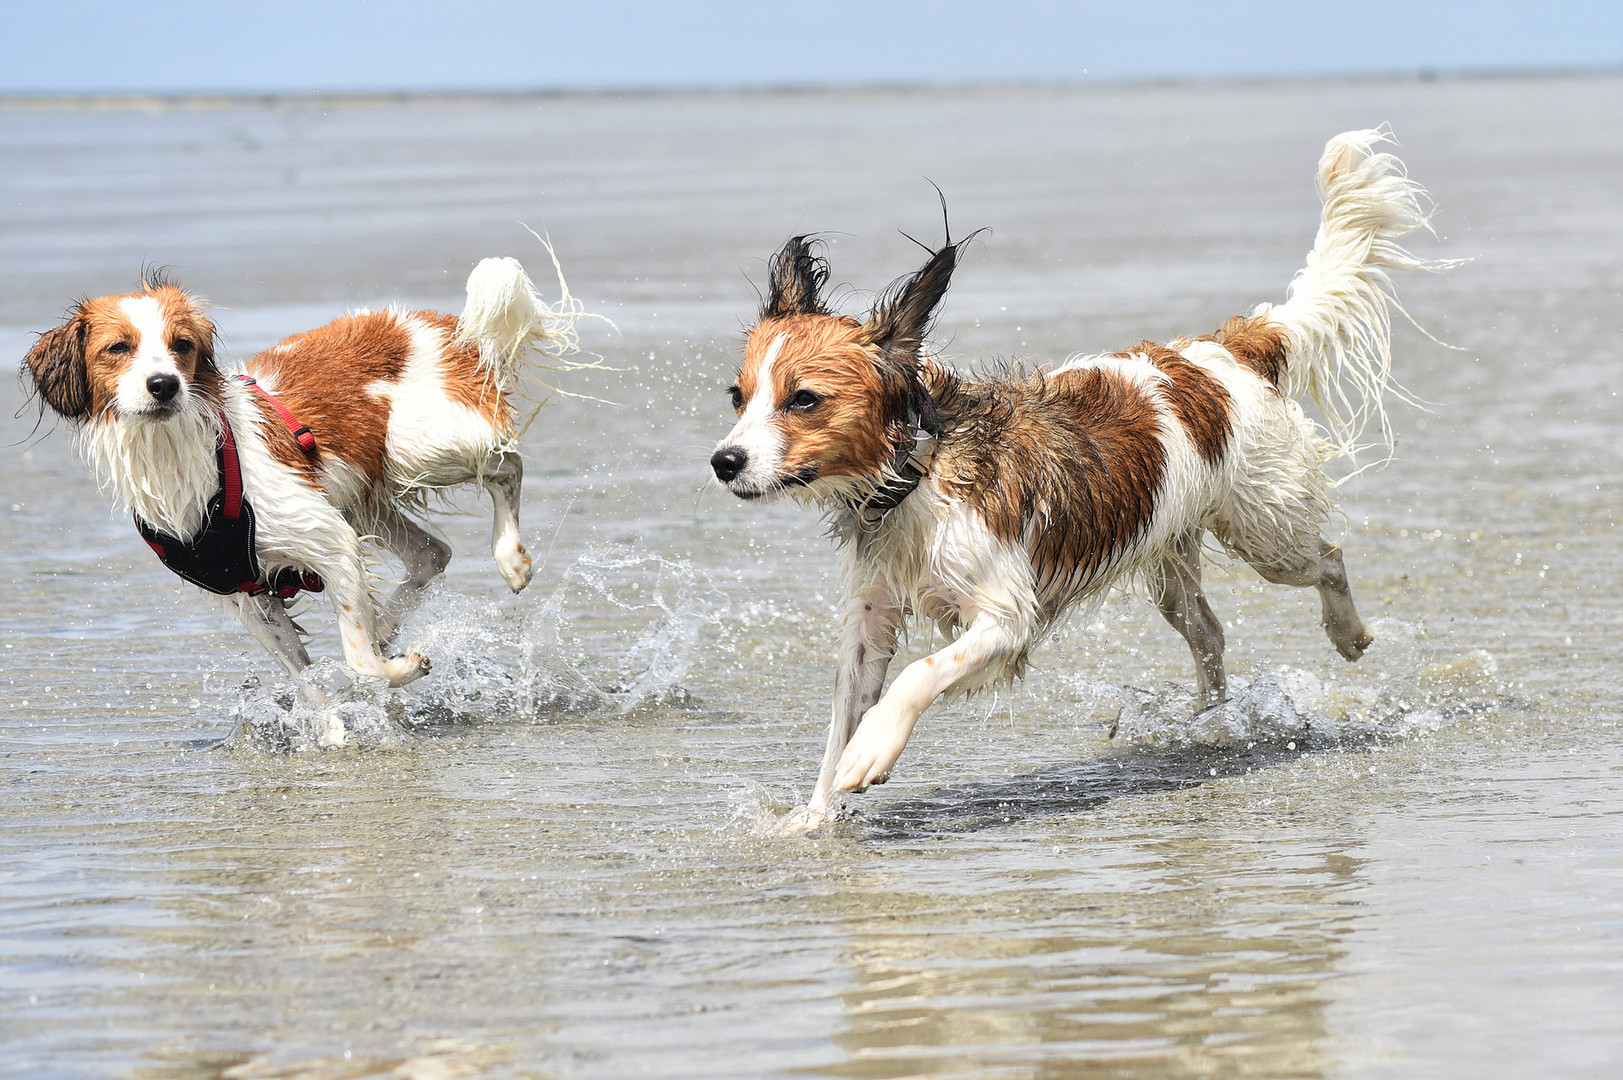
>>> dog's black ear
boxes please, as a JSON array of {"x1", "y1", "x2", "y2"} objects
[
  {"x1": 859, "y1": 238, "x2": 970, "y2": 366},
  {"x1": 763, "y1": 235, "x2": 830, "y2": 319},
  {"x1": 23, "y1": 311, "x2": 91, "y2": 421}
]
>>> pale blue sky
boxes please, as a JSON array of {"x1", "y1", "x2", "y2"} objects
[{"x1": 2, "y1": 0, "x2": 1619, "y2": 95}]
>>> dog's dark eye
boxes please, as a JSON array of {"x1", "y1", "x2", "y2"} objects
[
  {"x1": 727, "y1": 384, "x2": 744, "y2": 411},
  {"x1": 172, "y1": 338, "x2": 194, "y2": 355},
  {"x1": 787, "y1": 389, "x2": 823, "y2": 412},
  {"x1": 106, "y1": 341, "x2": 131, "y2": 355}
]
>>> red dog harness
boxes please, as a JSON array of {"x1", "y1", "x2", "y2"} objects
[{"x1": 136, "y1": 376, "x2": 324, "y2": 600}]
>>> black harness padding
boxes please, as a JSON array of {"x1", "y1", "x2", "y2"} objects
[{"x1": 136, "y1": 402, "x2": 324, "y2": 600}]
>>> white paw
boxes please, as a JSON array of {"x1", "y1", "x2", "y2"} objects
[
  {"x1": 496, "y1": 542, "x2": 533, "y2": 593},
  {"x1": 833, "y1": 719, "x2": 908, "y2": 792},
  {"x1": 776, "y1": 803, "x2": 839, "y2": 836}
]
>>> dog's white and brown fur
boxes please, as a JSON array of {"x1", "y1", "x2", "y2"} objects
[
  {"x1": 711, "y1": 129, "x2": 1453, "y2": 830},
  {"x1": 24, "y1": 256, "x2": 582, "y2": 740}
]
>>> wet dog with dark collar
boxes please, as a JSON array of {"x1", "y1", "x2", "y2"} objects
[{"x1": 710, "y1": 129, "x2": 1455, "y2": 831}]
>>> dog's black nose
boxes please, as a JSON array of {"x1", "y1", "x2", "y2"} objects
[
  {"x1": 146, "y1": 373, "x2": 180, "y2": 403},
  {"x1": 711, "y1": 446, "x2": 747, "y2": 483}
]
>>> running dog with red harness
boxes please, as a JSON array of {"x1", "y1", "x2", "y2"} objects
[{"x1": 24, "y1": 257, "x2": 586, "y2": 743}]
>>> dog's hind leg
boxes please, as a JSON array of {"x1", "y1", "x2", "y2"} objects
[
  {"x1": 374, "y1": 511, "x2": 452, "y2": 648},
  {"x1": 1314, "y1": 543, "x2": 1374, "y2": 659},
  {"x1": 1152, "y1": 529, "x2": 1228, "y2": 708},
  {"x1": 1250, "y1": 540, "x2": 1373, "y2": 661},
  {"x1": 483, "y1": 450, "x2": 533, "y2": 593}
]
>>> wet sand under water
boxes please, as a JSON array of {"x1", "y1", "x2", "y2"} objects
[{"x1": 1, "y1": 75, "x2": 1620, "y2": 1078}]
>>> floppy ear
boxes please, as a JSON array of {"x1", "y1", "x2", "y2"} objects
[
  {"x1": 859, "y1": 239, "x2": 969, "y2": 367},
  {"x1": 22, "y1": 312, "x2": 91, "y2": 421},
  {"x1": 762, "y1": 235, "x2": 831, "y2": 319}
]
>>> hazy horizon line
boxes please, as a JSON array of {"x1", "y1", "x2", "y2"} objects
[{"x1": 4, "y1": 66, "x2": 1617, "y2": 113}]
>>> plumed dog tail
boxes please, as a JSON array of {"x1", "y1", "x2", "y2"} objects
[
  {"x1": 453, "y1": 235, "x2": 593, "y2": 390},
  {"x1": 1256, "y1": 126, "x2": 1463, "y2": 458}
]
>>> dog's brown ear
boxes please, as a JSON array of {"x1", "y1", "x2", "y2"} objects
[
  {"x1": 762, "y1": 235, "x2": 830, "y2": 319},
  {"x1": 859, "y1": 238, "x2": 971, "y2": 367},
  {"x1": 23, "y1": 312, "x2": 91, "y2": 421},
  {"x1": 186, "y1": 306, "x2": 220, "y2": 369}
]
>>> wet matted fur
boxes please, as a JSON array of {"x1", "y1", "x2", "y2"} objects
[{"x1": 709, "y1": 128, "x2": 1457, "y2": 831}]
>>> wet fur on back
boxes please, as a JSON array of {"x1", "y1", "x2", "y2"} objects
[{"x1": 710, "y1": 128, "x2": 1453, "y2": 829}]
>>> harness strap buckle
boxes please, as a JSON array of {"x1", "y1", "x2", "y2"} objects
[{"x1": 235, "y1": 374, "x2": 318, "y2": 459}]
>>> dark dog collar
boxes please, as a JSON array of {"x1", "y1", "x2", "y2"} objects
[{"x1": 851, "y1": 383, "x2": 940, "y2": 529}]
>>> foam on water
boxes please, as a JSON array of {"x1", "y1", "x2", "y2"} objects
[{"x1": 225, "y1": 544, "x2": 718, "y2": 749}]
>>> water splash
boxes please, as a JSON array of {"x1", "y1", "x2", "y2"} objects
[
  {"x1": 831, "y1": 619, "x2": 1503, "y2": 840},
  {"x1": 424, "y1": 542, "x2": 720, "y2": 722},
  {"x1": 728, "y1": 780, "x2": 801, "y2": 839},
  {"x1": 226, "y1": 658, "x2": 397, "y2": 752},
  {"x1": 1074, "y1": 616, "x2": 1499, "y2": 749},
  {"x1": 225, "y1": 544, "x2": 719, "y2": 748}
]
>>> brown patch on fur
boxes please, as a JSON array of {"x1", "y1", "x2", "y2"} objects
[
  {"x1": 79, "y1": 296, "x2": 141, "y2": 419},
  {"x1": 245, "y1": 311, "x2": 413, "y2": 481},
  {"x1": 1201, "y1": 315, "x2": 1289, "y2": 388},
  {"x1": 151, "y1": 286, "x2": 223, "y2": 405},
  {"x1": 932, "y1": 365, "x2": 1167, "y2": 603},
  {"x1": 432, "y1": 312, "x2": 513, "y2": 429},
  {"x1": 1120, "y1": 341, "x2": 1234, "y2": 465},
  {"x1": 736, "y1": 314, "x2": 911, "y2": 483}
]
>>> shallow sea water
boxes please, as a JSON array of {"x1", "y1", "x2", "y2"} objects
[{"x1": 1, "y1": 76, "x2": 1620, "y2": 1078}]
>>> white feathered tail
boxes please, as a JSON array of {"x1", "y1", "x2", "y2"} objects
[
  {"x1": 1258, "y1": 126, "x2": 1461, "y2": 459},
  {"x1": 453, "y1": 237, "x2": 594, "y2": 395}
]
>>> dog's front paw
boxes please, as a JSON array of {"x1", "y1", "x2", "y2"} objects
[
  {"x1": 382, "y1": 651, "x2": 431, "y2": 687},
  {"x1": 776, "y1": 803, "x2": 839, "y2": 836},
  {"x1": 833, "y1": 721, "x2": 908, "y2": 793}
]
